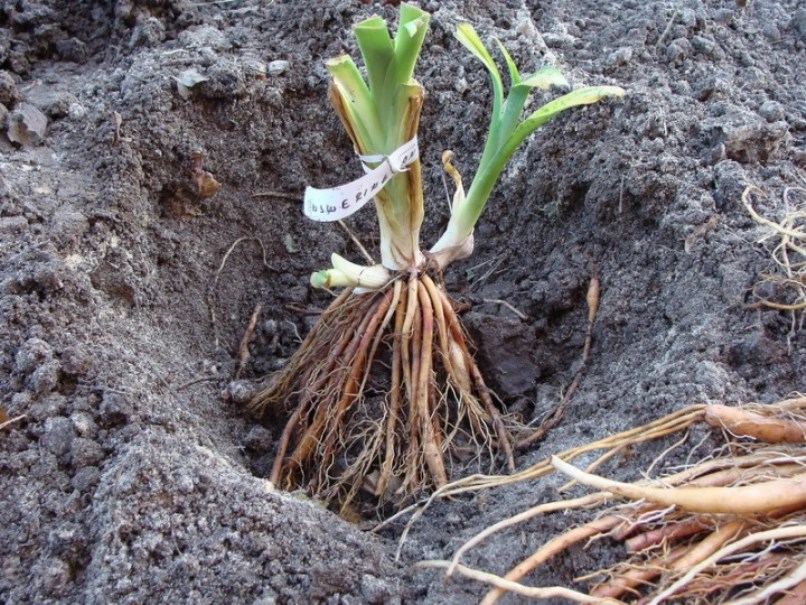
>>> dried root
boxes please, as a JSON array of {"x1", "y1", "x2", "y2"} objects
[
  {"x1": 249, "y1": 272, "x2": 515, "y2": 513},
  {"x1": 422, "y1": 396, "x2": 806, "y2": 603},
  {"x1": 743, "y1": 185, "x2": 806, "y2": 347}
]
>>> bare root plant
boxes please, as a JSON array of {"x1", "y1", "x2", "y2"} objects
[
  {"x1": 418, "y1": 396, "x2": 806, "y2": 603},
  {"x1": 246, "y1": 4, "x2": 622, "y2": 513}
]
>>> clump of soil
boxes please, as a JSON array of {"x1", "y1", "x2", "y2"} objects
[{"x1": 1, "y1": 0, "x2": 804, "y2": 603}]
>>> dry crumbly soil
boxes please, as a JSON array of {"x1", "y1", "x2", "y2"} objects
[{"x1": 1, "y1": 0, "x2": 804, "y2": 603}]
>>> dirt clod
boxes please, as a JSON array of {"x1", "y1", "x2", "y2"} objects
[
  {"x1": 0, "y1": 69, "x2": 19, "y2": 106},
  {"x1": 7, "y1": 102, "x2": 47, "y2": 146}
]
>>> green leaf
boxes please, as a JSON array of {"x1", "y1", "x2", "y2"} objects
[
  {"x1": 495, "y1": 38, "x2": 520, "y2": 85},
  {"x1": 326, "y1": 55, "x2": 383, "y2": 151},
  {"x1": 455, "y1": 23, "x2": 506, "y2": 185},
  {"x1": 455, "y1": 23, "x2": 503, "y2": 115},
  {"x1": 354, "y1": 16, "x2": 394, "y2": 97},
  {"x1": 455, "y1": 23, "x2": 497, "y2": 71},
  {"x1": 496, "y1": 85, "x2": 531, "y2": 152},
  {"x1": 494, "y1": 68, "x2": 569, "y2": 141},
  {"x1": 394, "y1": 3, "x2": 430, "y2": 85},
  {"x1": 517, "y1": 85, "x2": 625, "y2": 135},
  {"x1": 519, "y1": 66, "x2": 569, "y2": 90},
  {"x1": 432, "y1": 20, "x2": 624, "y2": 263},
  {"x1": 455, "y1": 86, "x2": 624, "y2": 239},
  {"x1": 497, "y1": 85, "x2": 624, "y2": 177},
  {"x1": 322, "y1": 4, "x2": 430, "y2": 269}
]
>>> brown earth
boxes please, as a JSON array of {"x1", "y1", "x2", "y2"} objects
[{"x1": 1, "y1": 0, "x2": 804, "y2": 603}]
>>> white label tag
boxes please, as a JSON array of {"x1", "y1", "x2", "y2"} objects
[{"x1": 303, "y1": 137, "x2": 419, "y2": 222}]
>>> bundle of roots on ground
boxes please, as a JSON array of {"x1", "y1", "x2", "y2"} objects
[
  {"x1": 418, "y1": 396, "x2": 806, "y2": 604},
  {"x1": 249, "y1": 271, "x2": 515, "y2": 513},
  {"x1": 743, "y1": 185, "x2": 806, "y2": 345}
]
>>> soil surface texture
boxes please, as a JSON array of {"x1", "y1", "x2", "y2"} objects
[{"x1": 1, "y1": 0, "x2": 804, "y2": 603}]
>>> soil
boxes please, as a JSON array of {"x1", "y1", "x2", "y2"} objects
[{"x1": 1, "y1": 0, "x2": 804, "y2": 603}]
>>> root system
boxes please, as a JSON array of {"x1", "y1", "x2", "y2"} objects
[
  {"x1": 420, "y1": 396, "x2": 806, "y2": 603},
  {"x1": 249, "y1": 271, "x2": 515, "y2": 513}
]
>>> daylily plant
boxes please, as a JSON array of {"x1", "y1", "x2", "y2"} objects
[{"x1": 250, "y1": 4, "x2": 623, "y2": 511}]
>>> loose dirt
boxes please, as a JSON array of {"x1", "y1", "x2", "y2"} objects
[{"x1": 1, "y1": 0, "x2": 804, "y2": 603}]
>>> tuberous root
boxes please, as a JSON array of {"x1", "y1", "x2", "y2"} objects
[{"x1": 249, "y1": 271, "x2": 513, "y2": 513}]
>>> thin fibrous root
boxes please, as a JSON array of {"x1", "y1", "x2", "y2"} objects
[
  {"x1": 416, "y1": 560, "x2": 616, "y2": 604},
  {"x1": 446, "y1": 493, "x2": 610, "y2": 577},
  {"x1": 248, "y1": 272, "x2": 516, "y2": 511},
  {"x1": 624, "y1": 515, "x2": 714, "y2": 553},
  {"x1": 648, "y1": 525, "x2": 806, "y2": 605},
  {"x1": 590, "y1": 544, "x2": 688, "y2": 600},
  {"x1": 516, "y1": 270, "x2": 600, "y2": 450},
  {"x1": 480, "y1": 515, "x2": 624, "y2": 605}
]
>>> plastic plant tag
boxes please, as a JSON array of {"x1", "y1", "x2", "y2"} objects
[{"x1": 303, "y1": 137, "x2": 419, "y2": 222}]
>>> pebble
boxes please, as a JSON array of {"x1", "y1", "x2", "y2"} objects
[
  {"x1": 680, "y1": 8, "x2": 697, "y2": 28},
  {"x1": 67, "y1": 102, "x2": 85, "y2": 120},
  {"x1": 241, "y1": 56, "x2": 267, "y2": 78},
  {"x1": 666, "y1": 38, "x2": 692, "y2": 63},
  {"x1": 268, "y1": 60, "x2": 289, "y2": 76},
  {"x1": 454, "y1": 76, "x2": 468, "y2": 94},
  {"x1": 759, "y1": 101, "x2": 785, "y2": 123},
  {"x1": 70, "y1": 411, "x2": 97, "y2": 438},
  {"x1": 174, "y1": 69, "x2": 208, "y2": 100},
  {"x1": 762, "y1": 21, "x2": 781, "y2": 42},
  {"x1": 224, "y1": 380, "x2": 259, "y2": 405},
  {"x1": 202, "y1": 60, "x2": 246, "y2": 98},
  {"x1": 7, "y1": 102, "x2": 47, "y2": 146},
  {"x1": 15, "y1": 338, "x2": 54, "y2": 374},
  {"x1": 98, "y1": 392, "x2": 131, "y2": 427},
  {"x1": 691, "y1": 35, "x2": 715, "y2": 55},
  {"x1": 55, "y1": 38, "x2": 88, "y2": 63},
  {"x1": 71, "y1": 466, "x2": 100, "y2": 492},
  {"x1": 129, "y1": 16, "x2": 166, "y2": 49},
  {"x1": 542, "y1": 32, "x2": 574, "y2": 49},
  {"x1": 60, "y1": 346, "x2": 91, "y2": 376},
  {"x1": 30, "y1": 361, "x2": 60, "y2": 396}
]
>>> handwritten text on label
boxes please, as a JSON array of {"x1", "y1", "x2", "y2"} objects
[{"x1": 303, "y1": 137, "x2": 419, "y2": 222}]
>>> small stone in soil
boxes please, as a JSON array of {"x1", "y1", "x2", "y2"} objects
[
  {"x1": 268, "y1": 60, "x2": 289, "y2": 76},
  {"x1": 7, "y1": 102, "x2": 47, "y2": 146}
]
